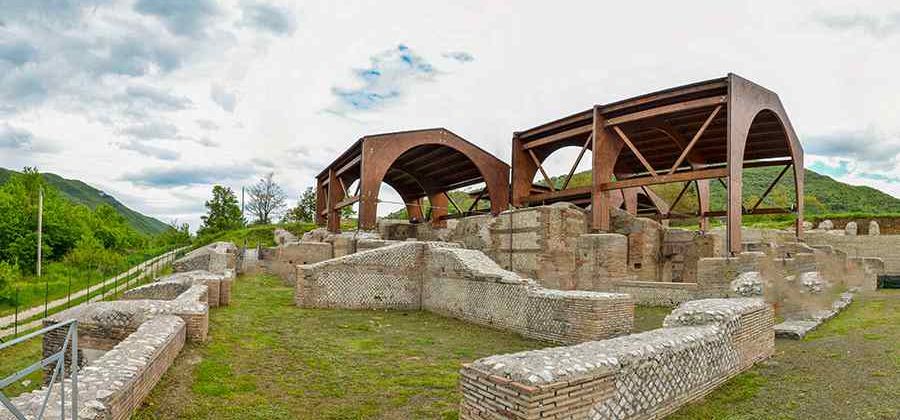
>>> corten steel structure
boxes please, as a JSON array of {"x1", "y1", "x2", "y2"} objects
[
  {"x1": 316, "y1": 128, "x2": 510, "y2": 232},
  {"x1": 511, "y1": 73, "x2": 803, "y2": 254}
]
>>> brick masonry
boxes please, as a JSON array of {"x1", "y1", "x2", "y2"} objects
[
  {"x1": 296, "y1": 242, "x2": 634, "y2": 344},
  {"x1": 809, "y1": 216, "x2": 900, "y2": 235},
  {"x1": 173, "y1": 241, "x2": 237, "y2": 275},
  {"x1": 458, "y1": 298, "x2": 774, "y2": 420},
  {"x1": 2, "y1": 316, "x2": 186, "y2": 420},
  {"x1": 4, "y1": 244, "x2": 237, "y2": 420},
  {"x1": 259, "y1": 241, "x2": 334, "y2": 285},
  {"x1": 803, "y1": 231, "x2": 900, "y2": 275},
  {"x1": 125, "y1": 270, "x2": 234, "y2": 307}
]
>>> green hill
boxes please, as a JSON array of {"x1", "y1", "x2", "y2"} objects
[
  {"x1": 553, "y1": 167, "x2": 900, "y2": 216},
  {"x1": 0, "y1": 167, "x2": 169, "y2": 235}
]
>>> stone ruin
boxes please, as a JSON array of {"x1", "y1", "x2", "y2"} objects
[
  {"x1": 1, "y1": 244, "x2": 238, "y2": 420},
  {"x1": 267, "y1": 202, "x2": 894, "y2": 418},
  {"x1": 296, "y1": 241, "x2": 634, "y2": 344},
  {"x1": 459, "y1": 298, "x2": 773, "y2": 419},
  {"x1": 172, "y1": 241, "x2": 238, "y2": 275}
]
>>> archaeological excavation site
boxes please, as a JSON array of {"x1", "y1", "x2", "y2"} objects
[{"x1": 3, "y1": 74, "x2": 899, "y2": 420}]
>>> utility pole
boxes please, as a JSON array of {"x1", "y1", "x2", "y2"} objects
[{"x1": 37, "y1": 186, "x2": 43, "y2": 278}]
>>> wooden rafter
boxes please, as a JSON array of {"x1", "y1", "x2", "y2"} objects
[
  {"x1": 444, "y1": 191, "x2": 462, "y2": 213},
  {"x1": 467, "y1": 189, "x2": 486, "y2": 213},
  {"x1": 528, "y1": 149, "x2": 557, "y2": 192},
  {"x1": 522, "y1": 125, "x2": 592, "y2": 150},
  {"x1": 335, "y1": 195, "x2": 359, "y2": 209},
  {"x1": 562, "y1": 133, "x2": 593, "y2": 190},
  {"x1": 338, "y1": 177, "x2": 348, "y2": 197},
  {"x1": 669, "y1": 181, "x2": 692, "y2": 211},
  {"x1": 669, "y1": 105, "x2": 722, "y2": 174},
  {"x1": 600, "y1": 167, "x2": 728, "y2": 191},
  {"x1": 604, "y1": 96, "x2": 726, "y2": 127},
  {"x1": 751, "y1": 164, "x2": 792, "y2": 212},
  {"x1": 612, "y1": 126, "x2": 658, "y2": 177}
]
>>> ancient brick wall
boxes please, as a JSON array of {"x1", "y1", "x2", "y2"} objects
[
  {"x1": 803, "y1": 232, "x2": 900, "y2": 274},
  {"x1": 459, "y1": 298, "x2": 774, "y2": 420},
  {"x1": 127, "y1": 270, "x2": 233, "y2": 308},
  {"x1": 423, "y1": 247, "x2": 633, "y2": 344},
  {"x1": 296, "y1": 242, "x2": 425, "y2": 310},
  {"x1": 810, "y1": 216, "x2": 900, "y2": 235},
  {"x1": 261, "y1": 241, "x2": 334, "y2": 284},
  {"x1": 489, "y1": 203, "x2": 589, "y2": 290},
  {"x1": 296, "y1": 242, "x2": 634, "y2": 344},
  {"x1": 610, "y1": 280, "x2": 703, "y2": 306},
  {"x1": 173, "y1": 242, "x2": 237, "y2": 275},
  {"x1": 5, "y1": 316, "x2": 186, "y2": 420}
]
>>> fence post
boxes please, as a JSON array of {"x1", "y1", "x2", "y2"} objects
[
  {"x1": 44, "y1": 280, "x2": 49, "y2": 318},
  {"x1": 67, "y1": 277, "x2": 72, "y2": 309},
  {"x1": 13, "y1": 287, "x2": 18, "y2": 338}
]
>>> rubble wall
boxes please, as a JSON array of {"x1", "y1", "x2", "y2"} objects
[
  {"x1": 459, "y1": 298, "x2": 774, "y2": 420},
  {"x1": 803, "y1": 232, "x2": 900, "y2": 275},
  {"x1": 5, "y1": 316, "x2": 186, "y2": 420},
  {"x1": 295, "y1": 242, "x2": 633, "y2": 344}
]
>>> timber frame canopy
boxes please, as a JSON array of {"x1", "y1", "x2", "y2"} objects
[
  {"x1": 317, "y1": 128, "x2": 510, "y2": 232},
  {"x1": 511, "y1": 73, "x2": 804, "y2": 254}
]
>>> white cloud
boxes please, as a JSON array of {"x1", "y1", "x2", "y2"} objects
[{"x1": 2, "y1": 0, "x2": 900, "y2": 231}]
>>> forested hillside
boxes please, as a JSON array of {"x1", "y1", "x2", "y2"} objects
[
  {"x1": 551, "y1": 167, "x2": 900, "y2": 216},
  {"x1": 386, "y1": 167, "x2": 900, "y2": 220},
  {"x1": 0, "y1": 169, "x2": 189, "y2": 309},
  {"x1": 0, "y1": 168, "x2": 168, "y2": 235}
]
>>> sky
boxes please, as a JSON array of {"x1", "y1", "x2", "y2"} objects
[{"x1": 1, "y1": 0, "x2": 899, "y2": 230}]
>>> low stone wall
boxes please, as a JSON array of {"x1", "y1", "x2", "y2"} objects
[
  {"x1": 459, "y1": 298, "x2": 774, "y2": 420},
  {"x1": 804, "y1": 231, "x2": 900, "y2": 275},
  {"x1": 259, "y1": 241, "x2": 334, "y2": 284},
  {"x1": 3, "y1": 316, "x2": 186, "y2": 420},
  {"x1": 610, "y1": 280, "x2": 702, "y2": 306},
  {"x1": 423, "y1": 247, "x2": 633, "y2": 344},
  {"x1": 809, "y1": 216, "x2": 900, "y2": 235},
  {"x1": 173, "y1": 241, "x2": 237, "y2": 274},
  {"x1": 126, "y1": 270, "x2": 233, "y2": 307},
  {"x1": 296, "y1": 242, "x2": 634, "y2": 344}
]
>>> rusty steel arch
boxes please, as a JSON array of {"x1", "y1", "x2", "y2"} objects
[
  {"x1": 512, "y1": 73, "x2": 804, "y2": 254},
  {"x1": 316, "y1": 128, "x2": 510, "y2": 232}
]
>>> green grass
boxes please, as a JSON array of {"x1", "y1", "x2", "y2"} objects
[
  {"x1": 134, "y1": 274, "x2": 549, "y2": 419},
  {"x1": 0, "y1": 247, "x2": 176, "y2": 318},
  {"x1": 193, "y1": 222, "x2": 320, "y2": 249},
  {"x1": 671, "y1": 290, "x2": 900, "y2": 420},
  {"x1": 135, "y1": 279, "x2": 899, "y2": 419},
  {"x1": 0, "y1": 335, "x2": 43, "y2": 397}
]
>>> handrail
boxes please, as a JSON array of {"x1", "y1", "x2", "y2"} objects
[{"x1": 0, "y1": 319, "x2": 79, "y2": 420}]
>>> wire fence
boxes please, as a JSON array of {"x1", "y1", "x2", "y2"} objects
[{"x1": 0, "y1": 246, "x2": 188, "y2": 343}]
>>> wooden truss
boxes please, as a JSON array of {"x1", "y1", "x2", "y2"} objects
[{"x1": 512, "y1": 74, "x2": 805, "y2": 254}]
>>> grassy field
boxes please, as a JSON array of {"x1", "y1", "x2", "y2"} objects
[
  {"x1": 670, "y1": 289, "x2": 900, "y2": 420},
  {"x1": 3, "y1": 272, "x2": 896, "y2": 419},
  {"x1": 135, "y1": 275, "x2": 899, "y2": 419},
  {"x1": 134, "y1": 274, "x2": 548, "y2": 419}
]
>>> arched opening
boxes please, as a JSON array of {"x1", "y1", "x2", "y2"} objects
[
  {"x1": 318, "y1": 129, "x2": 510, "y2": 232},
  {"x1": 736, "y1": 109, "x2": 803, "y2": 227}
]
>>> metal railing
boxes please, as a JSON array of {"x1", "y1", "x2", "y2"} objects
[
  {"x1": 0, "y1": 319, "x2": 79, "y2": 420},
  {"x1": 0, "y1": 246, "x2": 188, "y2": 342}
]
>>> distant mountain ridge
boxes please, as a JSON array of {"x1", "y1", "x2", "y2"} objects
[{"x1": 0, "y1": 167, "x2": 169, "y2": 235}]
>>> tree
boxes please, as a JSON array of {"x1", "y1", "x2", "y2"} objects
[
  {"x1": 285, "y1": 187, "x2": 317, "y2": 223},
  {"x1": 199, "y1": 186, "x2": 244, "y2": 235},
  {"x1": 246, "y1": 173, "x2": 287, "y2": 224}
]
